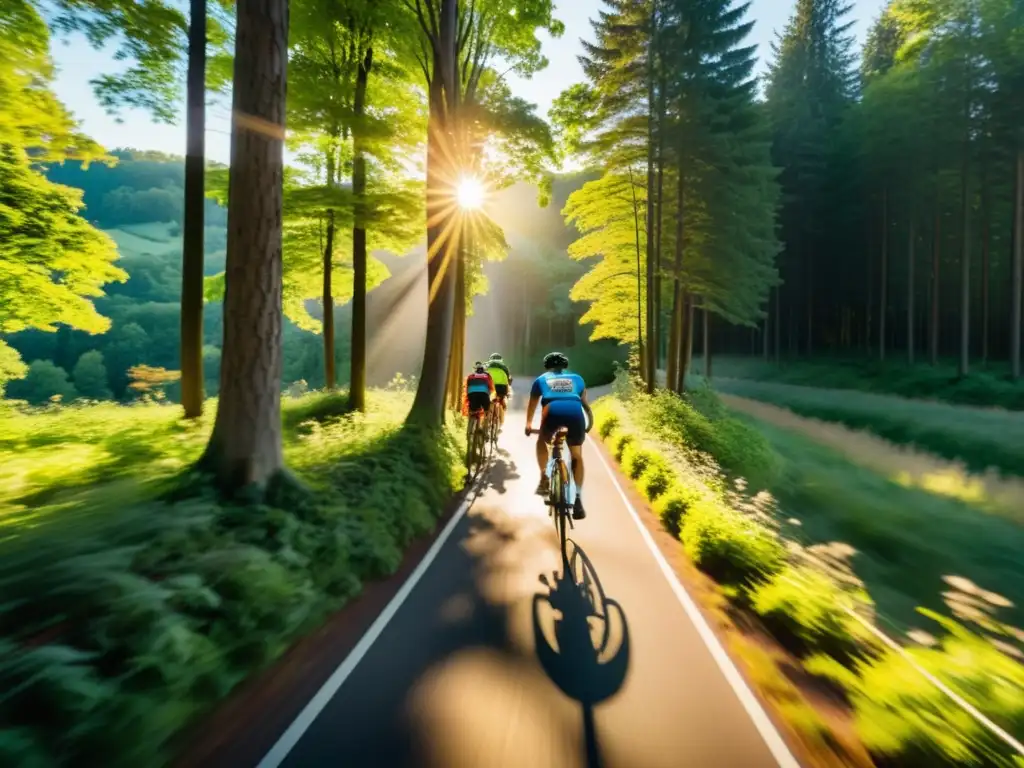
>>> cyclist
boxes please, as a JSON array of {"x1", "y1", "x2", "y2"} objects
[
  {"x1": 462, "y1": 361, "x2": 495, "y2": 425},
  {"x1": 524, "y1": 351, "x2": 593, "y2": 519},
  {"x1": 485, "y1": 353, "x2": 512, "y2": 427}
]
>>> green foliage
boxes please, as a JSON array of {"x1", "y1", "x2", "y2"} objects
[
  {"x1": 680, "y1": 498, "x2": 786, "y2": 587},
  {"x1": 631, "y1": 387, "x2": 778, "y2": 490},
  {"x1": 621, "y1": 444, "x2": 654, "y2": 480},
  {"x1": 0, "y1": 390, "x2": 463, "y2": 766},
  {"x1": 750, "y1": 566, "x2": 871, "y2": 660},
  {"x1": 710, "y1": 356, "x2": 1024, "y2": 411},
  {"x1": 715, "y1": 377, "x2": 1024, "y2": 479},
  {"x1": 639, "y1": 454, "x2": 672, "y2": 501},
  {"x1": 71, "y1": 351, "x2": 112, "y2": 401},
  {"x1": 5, "y1": 360, "x2": 79, "y2": 405},
  {"x1": 806, "y1": 611, "x2": 1024, "y2": 767},
  {"x1": 653, "y1": 484, "x2": 702, "y2": 536},
  {"x1": 613, "y1": 431, "x2": 634, "y2": 462}
]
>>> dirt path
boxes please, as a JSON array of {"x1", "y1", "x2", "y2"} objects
[{"x1": 721, "y1": 393, "x2": 1024, "y2": 524}]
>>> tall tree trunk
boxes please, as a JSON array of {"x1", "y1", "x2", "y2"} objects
[
  {"x1": 643, "y1": 1, "x2": 658, "y2": 392},
  {"x1": 666, "y1": 166, "x2": 684, "y2": 392},
  {"x1": 410, "y1": 2, "x2": 459, "y2": 426},
  {"x1": 773, "y1": 285, "x2": 780, "y2": 365},
  {"x1": 680, "y1": 295, "x2": 695, "y2": 390},
  {"x1": 959, "y1": 135, "x2": 971, "y2": 378},
  {"x1": 982, "y1": 206, "x2": 990, "y2": 367},
  {"x1": 180, "y1": 0, "x2": 207, "y2": 420},
  {"x1": 703, "y1": 307, "x2": 712, "y2": 379},
  {"x1": 445, "y1": 243, "x2": 466, "y2": 413},
  {"x1": 201, "y1": 0, "x2": 288, "y2": 492},
  {"x1": 762, "y1": 313, "x2": 769, "y2": 361},
  {"x1": 1013, "y1": 149, "x2": 1024, "y2": 379},
  {"x1": 865, "y1": 216, "x2": 873, "y2": 354},
  {"x1": 628, "y1": 166, "x2": 645, "y2": 376},
  {"x1": 652, "y1": 66, "x2": 666, "y2": 375},
  {"x1": 907, "y1": 218, "x2": 915, "y2": 365},
  {"x1": 879, "y1": 188, "x2": 888, "y2": 362},
  {"x1": 349, "y1": 46, "x2": 372, "y2": 411},
  {"x1": 931, "y1": 200, "x2": 941, "y2": 365},
  {"x1": 322, "y1": 208, "x2": 336, "y2": 389}
]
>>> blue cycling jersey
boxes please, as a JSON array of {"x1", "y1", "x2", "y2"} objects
[{"x1": 530, "y1": 370, "x2": 586, "y2": 406}]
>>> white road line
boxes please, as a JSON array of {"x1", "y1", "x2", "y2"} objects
[
  {"x1": 590, "y1": 444, "x2": 802, "y2": 768},
  {"x1": 255, "y1": 477, "x2": 485, "y2": 768}
]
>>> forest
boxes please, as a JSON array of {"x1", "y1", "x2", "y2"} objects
[{"x1": 2, "y1": 0, "x2": 1023, "y2": 766}]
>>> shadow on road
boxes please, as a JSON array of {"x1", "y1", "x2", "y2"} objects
[{"x1": 532, "y1": 539, "x2": 630, "y2": 768}]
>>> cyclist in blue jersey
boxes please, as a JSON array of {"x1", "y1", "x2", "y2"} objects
[{"x1": 524, "y1": 351, "x2": 594, "y2": 519}]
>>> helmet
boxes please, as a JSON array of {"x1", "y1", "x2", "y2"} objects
[
  {"x1": 543, "y1": 351, "x2": 569, "y2": 370},
  {"x1": 473, "y1": 361, "x2": 485, "y2": 371},
  {"x1": 489, "y1": 352, "x2": 503, "y2": 361}
]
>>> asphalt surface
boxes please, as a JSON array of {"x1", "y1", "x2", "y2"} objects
[{"x1": 263, "y1": 400, "x2": 795, "y2": 768}]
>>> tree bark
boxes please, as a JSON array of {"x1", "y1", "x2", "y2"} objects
[
  {"x1": 907, "y1": 218, "x2": 915, "y2": 365},
  {"x1": 349, "y1": 45, "x2": 372, "y2": 411},
  {"x1": 703, "y1": 307, "x2": 712, "y2": 379},
  {"x1": 880, "y1": 188, "x2": 888, "y2": 362},
  {"x1": 773, "y1": 285, "x2": 780, "y2": 365},
  {"x1": 445, "y1": 239, "x2": 466, "y2": 412},
  {"x1": 982, "y1": 205, "x2": 990, "y2": 367},
  {"x1": 666, "y1": 163, "x2": 684, "y2": 392},
  {"x1": 410, "y1": 0, "x2": 459, "y2": 426},
  {"x1": 1012, "y1": 149, "x2": 1023, "y2": 379},
  {"x1": 201, "y1": 0, "x2": 288, "y2": 492},
  {"x1": 628, "y1": 166, "x2": 645, "y2": 377},
  {"x1": 680, "y1": 295, "x2": 694, "y2": 390},
  {"x1": 931, "y1": 200, "x2": 941, "y2": 365},
  {"x1": 643, "y1": 1, "x2": 658, "y2": 393},
  {"x1": 322, "y1": 209, "x2": 336, "y2": 389},
  {"x1": 180, "y1": 0, "x2": 207, "y2": 420},
  {"x1": 959, "y1": 134, "x2": 971, "y2": 378}
]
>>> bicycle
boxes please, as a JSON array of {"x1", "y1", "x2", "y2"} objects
[
  {"x1": 465, "y1": 406, "x2": 489, "y2": 473},
  {"x1": 526, "y1": 426, "x2": 577, "y2": 562},
  {"x1": 487, "y1": 400, "x2": 500, "y2": 451}
]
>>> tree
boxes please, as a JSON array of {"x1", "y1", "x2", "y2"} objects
[
  {"x1": 401, "y1": 0, "x2": 563, "y2": 426},
  {"x1": 6, "y1": 360, "x2": 79, "y2": 405},
  {"x1": 73, "y1": 350, "x2": 113, "y2": 400},
  {"x1": 200, "y1": 0, "x2": 290, "y2": 493}
]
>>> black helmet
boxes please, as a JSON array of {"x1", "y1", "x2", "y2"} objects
[
  {"x1": 543, "y1": 351, "x2": 569, "y2": 370},
  {"x1": 489, "y1": 352, "x2": 503, "y2": 361},
  {"x1": 473, "y1": 360, "x2": 485, "y2": 371}
]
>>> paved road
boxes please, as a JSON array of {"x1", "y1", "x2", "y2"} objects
[{"x1": 258, "y1": 400, "x2": 798, "y2": 768}]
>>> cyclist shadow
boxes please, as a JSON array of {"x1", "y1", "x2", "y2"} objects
[{"x1": 531, "y1": 539, "x2": 630, "y2": 768}]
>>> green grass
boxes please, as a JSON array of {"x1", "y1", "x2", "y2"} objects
[
  {"x1": 714, "y1": 377, "x2": 1024, "y2": 478},
  {"x1": 736, "y1": 411, "x2": 1024, "y2": 634},
  {"x1": 0, "y1": 391, "x2": 464, "y2": 767},
  {"x1": 594, "y1": 380, "x2": 1024, "y2": 767},
  {"x1": 709, "y1": 355, "x2": 1024, "y2": 411}
]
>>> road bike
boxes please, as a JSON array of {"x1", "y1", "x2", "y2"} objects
[
  {"x1": 487, "y1": 400, "x2": 500, "y2": 452},
  {"x1": 526, "y1": 426, "x2": 577, "y2": 559},
  {"x1": 465, "y1": 406, "x2": 489, "y2": 473}
]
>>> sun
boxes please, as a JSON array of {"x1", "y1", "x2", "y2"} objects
[{"x1": 456, "y1": 176, "x2": 485, "y2": 211}]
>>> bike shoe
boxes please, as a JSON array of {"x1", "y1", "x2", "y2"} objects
[
  {"x1": 573, "y1": 496, "x2": 586, "y2": 520},
  {"x1": 535, "y1": 478, "x2": 550, "y2": 496}
]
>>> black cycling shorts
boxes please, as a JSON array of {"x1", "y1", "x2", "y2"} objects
[
  {"x1": 539, "y1": 399, "x2": 587, "y2": 447},
  {"x1": 467, "y1": 391, "x2": 491, "y2": 415},
  {"x1": 494, "y1": 384, "x2": 509, "y2": 400}
]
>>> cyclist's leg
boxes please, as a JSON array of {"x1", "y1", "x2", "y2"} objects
[{"x1": 535, "y1": 404, "x2": 555, "y2": 495}]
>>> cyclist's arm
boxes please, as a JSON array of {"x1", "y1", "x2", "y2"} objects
[
  {"x1": 525, "y1": 379, "x2": 542, "y2": 433},
  {"x1": 580, "y1": 388, "x2": 594, "y2": 431}
]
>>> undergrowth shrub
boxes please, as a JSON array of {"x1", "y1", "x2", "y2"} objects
[
  {"x1": 622, "y1": 444, "x2": 655, "y2": 480},
  {"x1": 613, "y1": 432, "x2": 634, "y2": 462},
  {"x1": 805, "y1": 610, "x2": 1024, "y2": 768},
  {"x1": 750, "y1": 566, "x2": 871, "y2": 660},
  {"x1": 639, "y1": 455, "x2": 673, "y2": 500},
  {"x1": 653, "y1": 484, "x2": 703, "y2": 536},
  {"x1": 680, "y1": 499, "x2": 785, "y2": 586},
  {"x1": 0, "y1": 391, "x2": 462, "y2": 767}
]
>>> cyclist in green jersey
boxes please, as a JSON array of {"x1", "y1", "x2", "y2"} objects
[{"x1": 485, "y1": 353, "x2": 512, "y2": 427}]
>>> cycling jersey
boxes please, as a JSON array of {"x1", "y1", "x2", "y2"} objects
[
  {"x1": 465, "y1": 371, "x2": 494, "y2": 396},
  {"x1": 486, "y1": 361, "x2": 510, "y2": 387},
  {"x1": 530, "y1": 370, "x2": 586, "y2": 406}
]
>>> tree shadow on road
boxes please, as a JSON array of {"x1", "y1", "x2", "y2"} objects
[{"x1": 532, "y1": 539, "x2": 630, "y2": 768}]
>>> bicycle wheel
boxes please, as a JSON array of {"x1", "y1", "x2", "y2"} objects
[
  {"x1": 570, "y1": 542, "x2": 611, "y2": 655},
  {"x1": 465, "y1": 416, "x2": 478, "y2": 471},
  {"x1": 553, "y1": 459, "x2": 570, "y2": 561},
  {"x1": 474, "y1": 417, "x2": 487, "y2": 469}
]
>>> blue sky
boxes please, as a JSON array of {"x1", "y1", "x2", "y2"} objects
[{"x1": 51, "y1": 0, "x2": 888, "y2": 165}]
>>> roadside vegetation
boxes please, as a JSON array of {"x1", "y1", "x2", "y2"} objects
[
  {"x1": 712, "y1": 377, "x2": 1024, "y2": 479},
  {"x1": 0, "y1": 389, "x2": 464, "y2": 766},
  {"x1": 708, "y1": 357, "x2": 1024, "y2": 412},
  {"x1": 592, "y1": 376, "x2": 1024, "y2": 767}
]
